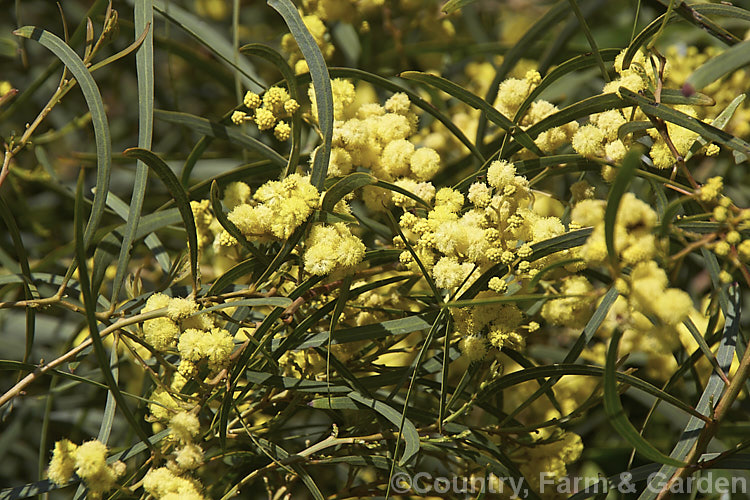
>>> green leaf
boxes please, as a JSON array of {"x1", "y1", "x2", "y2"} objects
[
  {"x1": 321, "y1": 172, "x2": 377, "y2": 213},
  {"x1": 516, "y1": 49, "x2": 621, "y2": 121},
  {"x1": 618, "y1": 87, "x2": 750, "y2": 157},
  {"x1": 110, "y1": 1, "x2": 154, "y2": 303},
  {"x1": 14, "y1": 26, "x2": 111, "y2": 250},
  {"x1": 604, "y1": 146, "x2": 641, "y2": 271},
  {"x1": 684, "y1": 94, "x2": 745, "y2": 162},
  {"x1": 638, "y1": 285, "x2": 740, "y2": 499},
  {"x1": 73, "y1": 171, "x2": 154, "y2": 452},
  {"x1": 103, "y1": 191, "x2": 171, "y2": 274},
  {"x1": 208, "y1": 258, "x2": 262, "y2": 295},
  {"x1": 200, "y1": 297, "x2": 292, "y2": 314},
  {"x1": 154, "y1": 109, "x2": 287, "y2": 167},
  {"x1": 123, "y1": 148, "x2": 199, "y2": 291},
  {"x1": 284, "y1": 312, "x2": 438, "y2": 350},
  {"x1": 96, "y1": 341, "x2": 120, "y2": 444},
  {"x1": 180, "y1": 136, "x2": 213, "y2": 186},
  {"x1": 500, "y1": 287, "x2": 618, "y2": 423},
  {"x1": 604, "y1": 328, "x2": 687, "y2": 468},
  {"x1": 268, "y1": 0, "x2": 332, "y2": 189},
  {"x1": 400, "y1": 71, "x2": 545, "y2": 156},
  {"x1": 475, "y1": 363, "x2": 707, "y2": 422},
  {"x1": 618, "y1": 120, "x2": 653, "y2": 141},
  {"x1": 348, "y1": 391, "x2": 421, "y2": 466}
]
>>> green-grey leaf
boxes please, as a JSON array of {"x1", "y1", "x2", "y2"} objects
[
  {"x1": 154, "y1": 109, "x2": 287, "y2": 167},
  {"x1": 348, "y1": 391, "x2": 420, "y2": 466},
  {"x1": 268, "y1": 0, "x2": 332, "y2": 188},
  {"x1": 619, "y1": 87, "x2": 750, "y2": 156},
  {"x1": 123, "y1": 148, "x2": 199, "y2": 291},
  {"x1": 14, "y1": 26, "x2": 111, "y2": 249},
  {"x1": 400, "y1": 71, "x2": 545, "y2": 156},
  {"x1": 321, "y1": 173, "x2": 377, "y2": 213},
  {"x1": 604, "y1": 329, "x2": 687, "y2": 468}
]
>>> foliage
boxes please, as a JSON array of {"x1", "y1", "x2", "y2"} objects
[{"x1": 2, "y1": 0, "x2": 750, "y2": 498}]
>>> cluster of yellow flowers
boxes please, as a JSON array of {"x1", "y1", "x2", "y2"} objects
[
  {"x1": 231, "y1": 87, "x2": 299, "y2": 141},
  {"x1": 38, "y1": 8, "x2": 750, "y2": 494},
  {"x1": 140, "y1": 293, "x2": 234, "y2": 376},
  {"x1": 138, "y1": 411, "x2": 206, "y2": 499},
  {"x1": 309, "y1": 79, "x2": 444, "y2": 207},
  {"x1": 48, "y1": 440, "x2": 126, "y2": 497}
]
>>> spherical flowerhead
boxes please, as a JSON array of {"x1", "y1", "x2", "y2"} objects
[
  {"x1": 572, "y1": 125, "x2": 605, "y2": 158},
  {"x1": 381, "y1": 139, "x2": 415, "y2": 179},
  {"x1": 167, "y1": 297, "x2": 198, "y2": 321},
  {"x1": 253, "y1": 107, "x2": 276, "y2": 131},
  {"x1": 243, "y1": 91, "x2": 261, "y2": 109},
  {"x1": 434, "y1": 187, "x2": 464, "y2": 212},
  {"x1": 409, "y1": 147, "x2": 441, "y2": 181},
  {"x1": 144, "y1": 292, "x2": 171, "y2": 313},
  {"x1": 170, "y1": 411, "x2": 201, "y2": 443},
  {"x1": 432, "y1": 256, "x2": 473, "y2": 289},
  {"x1": 231, "y1": 111, "x2": 247, "y2": 125},
  {"x1": 274, "y1": 120, "x2": 291, "y2": 141},
  {"x1": 48, "y1": 439, "x2": 78, "y2": 485},
  {"x1": 459, "y1": 335, "x2": 487, "y2": 361},
  {"x1": 486, "y1": 160, "x2": 516, "y2": 189},
  {"x1": 303, "y1": 223, "x2": 366, "y2": 276},
  {"x1": 262, "y1": 86, "x2": 291, "y2": 115},
  {"x1": 384, "y1": 92, "x2": 412, "y2": 115},
  {"x1": 143, "y1": 317, "x2": 180, "y2": 351},
  {"x1": 74, "y1": 440, "x2": 109, "y2": 480},
  {"x1": 175, "y1": 443, "x2": 204, "y2": 470},
  {"x1": 222, "y1": 181, "x2": 251, "y2": 210}
]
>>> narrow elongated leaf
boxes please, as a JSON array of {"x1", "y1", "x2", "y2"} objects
[
  {"x1": 604, "y1": 328, "x2": 687, "y2": 467},
  {"x1": 685, "y1": 94, "x2": 745, "y2": 161},
  {"x1": 268, "y1": 0, "x2": 332, "y2": 188},
  {"x1": 475, "y1": 363, "x2": 708, "y2": 421},
  {"x1": 123, "y1": 148, "x2": 198, "y2": 291},
  {"x1": 73, "y1": 172, "x2": 154, "y2": 451},
  {"x1": 348, "y1": 391, "x2": 420, "y2": 466},
  {"x1": 154, "y1": 109, "x2": 287, "y2": 166},
  {"x1": 208, "y1": 258, "x2": 261, "y2": 295},
  {"x1": 200, "y1": 297, "x2": 292, "y2": 314},
  {"x1": 321, "y1": 173, "x2": 377, "y2": 212},
  {"x1": 619, "y1": 87, "x2": 750, "y2": 156},
  {"x1": 400, "y1": 71, "x2": 545, "y2": 156},
  {"x1": 14, "y1": 27, "x2": 111, "y2": 249},
  {"x1": 96, "y1": 340, "x2": 119, "y2": 444},
  {"x1": 110, "y1": 0, "x2": 154, "y2": 303},
  {"x1": 442, "y1": 0, "x2": 475, "y2": 14},
  {"x1": 501, "y1": 287, "x2": 618, "y2": 423},
  {"x1": 104, "y1": 191, "x2": 171, "y2": 273},
  {"x1": 604, "y1": 146, "x2": 641, "y2": 271},
  {"x1": 638, "y1": 284, "x2": 740, "y2": 499}
]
